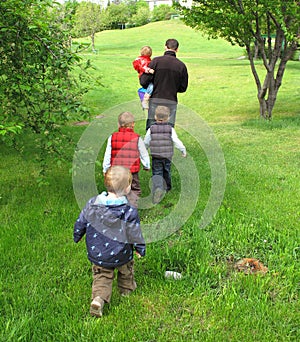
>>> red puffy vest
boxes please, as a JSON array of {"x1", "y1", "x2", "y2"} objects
[{"x1": 111, "y1": 128, "x2": 140, "y2": 173}]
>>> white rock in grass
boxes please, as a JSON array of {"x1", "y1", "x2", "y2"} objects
[{"x1": 164, "y1": 271, "x2": 182, "y2": 280}]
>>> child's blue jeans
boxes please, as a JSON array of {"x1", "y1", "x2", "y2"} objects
[{"x1": 145, "y1": 82, "x2": 153, "y2": 95}]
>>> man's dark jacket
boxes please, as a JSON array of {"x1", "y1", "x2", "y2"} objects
[{"x1": 140, "y1": 50, "x2": 188, "y2": 103}]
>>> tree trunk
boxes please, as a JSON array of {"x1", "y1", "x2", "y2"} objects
[
  {"x1": 247, "y1": 32, "x2": 297, "y2": 119},
  {"x1": 254, "y1": 40, "x2": 259, "y2": 59},
  {"x1": 258, "y1": 44, "x2": 296, "y2": 119},
  {"x1": 258, "y1": 95, "x2": 277, "y2": 120},
  {"x1": 258, "y1": 71, "x2": 277, "y2": 119},
  {"x1": 91, "y1": 32, "x2": 95, "y2": 51}
]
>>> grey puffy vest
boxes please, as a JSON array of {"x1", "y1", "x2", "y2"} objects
[{"x1": 150, "y1": 123, "x2": 173, "y2": 159}]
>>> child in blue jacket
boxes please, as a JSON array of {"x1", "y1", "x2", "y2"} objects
[{"x1": 74, "y1": 166, "x2": 146, "y2": 317}]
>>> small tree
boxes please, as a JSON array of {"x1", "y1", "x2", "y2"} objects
[
  {"x1": 128, "y1": 6, "x2": 151, "y2": 27},
  {"x1": 125, "y1": 0, "x2": 148, "y2": 17},
  {"x1": 0, "y1": 0, "x2": 89, "y2": 181},
  {"x1": 102, "y1": 3, "x2": 129, "y2": 30},
  {"x1": 151, "y1": 4, "x2": 175, "y2": 22},
  {"x1": 178, "y1": 0, "x2": 300, "y2": 119},
  {"x1": 53, "y1": 0, "x2": 79, "y2": 48},
  {"x1": 74, "y1": 1, "x2": 103, "y2": 50}
]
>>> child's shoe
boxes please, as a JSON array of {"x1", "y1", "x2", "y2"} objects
[
  {"x1": 120, "y1": 289, "x2": 133, "y2": 297},
  {"x1": 90, "y1": 296, "x2": 104, "y2": 317},
  {"x1": 120, "y1": 281, "x2": 137, "y2": 296},
  {"x1": 142, "y1": 93, "x2": 150, "y2": 110},
  {"x1": 152, "y1": 188, "x2": 165, "y2": 204}
]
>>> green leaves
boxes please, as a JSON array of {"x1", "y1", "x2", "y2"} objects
[
  {"x1": 0, "y1": 123, "x2": 23, "y2": 136},
  {"x1": 180, "y1": 0, "x2": 299, "y2": 47},
  {"x1": 178, "y1": 0, "x2": 300, "y2": 118},
  {"x1": 0, "y1": 0, "x2": 89, "y2": 180}
]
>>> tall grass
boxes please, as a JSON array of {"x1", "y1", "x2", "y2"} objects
[{"x1": 0, "y1": 21, "x2": 299, "y2": 341}]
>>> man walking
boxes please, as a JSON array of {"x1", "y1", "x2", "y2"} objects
[{"x1": 140, "y1": 38, "x2": 188, "y2": 130}]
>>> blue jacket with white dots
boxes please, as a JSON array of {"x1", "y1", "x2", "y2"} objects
[{"x1": 74, "y1": 192, "x2": 146, "y2": 268}]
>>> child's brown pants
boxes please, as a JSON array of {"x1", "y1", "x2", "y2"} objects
[{"x1": 91, "y1": 260, "x2": 136, "y2": 303}]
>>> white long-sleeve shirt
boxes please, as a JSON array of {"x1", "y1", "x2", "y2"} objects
[
  {"x1": 144, "y1": 127, "x2": 187, "y2": 156},
  {"x1": 103, "y1": 135, "x2": 150, "y2": 173}
]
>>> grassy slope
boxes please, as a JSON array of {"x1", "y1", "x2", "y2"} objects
[{"x1": 0, "y1": 21, "x2": 299, "y2": 341}]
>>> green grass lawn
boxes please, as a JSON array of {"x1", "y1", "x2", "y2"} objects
[{"x1": 0, "y1": 20, "x2": 299, "y2": 341}]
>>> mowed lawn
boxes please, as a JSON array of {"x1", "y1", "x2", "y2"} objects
[{"x1": 0, "y1": 20, "x2": 299, "y2": 341}]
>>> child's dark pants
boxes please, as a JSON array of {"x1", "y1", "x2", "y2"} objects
[{"x1": 152, "y1": 157, "x2": 172, "y2": 192}]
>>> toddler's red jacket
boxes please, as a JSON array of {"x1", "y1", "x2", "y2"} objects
[{"x1": 132, "y1": 55, "x2": 151, "y2": 77}]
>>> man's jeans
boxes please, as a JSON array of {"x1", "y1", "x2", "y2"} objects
[{"x1": 146, "y1": 100, "x2": 177, "y2": 131}]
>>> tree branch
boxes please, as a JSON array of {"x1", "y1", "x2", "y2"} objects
[
  {"x1": 267, "y1": 10, "x2": 280, "y2": 29},
  {"x1": 33, "y1": 34, "x2": 58, "y2": 59},
  {"x1": 237, "y1": 0, "x2": 244, "y2": 14},
  {"x1": 246, "y1": 44, "x2": 261, "y2": 92}
]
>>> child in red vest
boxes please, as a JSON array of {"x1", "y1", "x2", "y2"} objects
[
  {"x1": 103, "y1": 112, "x2": 150, "y2": 206},
  {"x1": 132, "y1": 46, "x2": 155, "y2": 110}
]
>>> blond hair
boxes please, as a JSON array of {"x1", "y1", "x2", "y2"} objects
[
  {"x1": 140, "y1": 46, "x2": 152, "y2": 57},
  {"x1": 155, "y1": 106, "x2": 170, "y2": 122},
  {"x1": 104, "y1": 166, "x2": 132, "y2": 196},
  {"x1": 118, "y1": 112, "x2": 135, "y2": 128}
]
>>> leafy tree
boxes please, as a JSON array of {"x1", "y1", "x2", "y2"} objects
[
  {"x1": 178, "y1": 0, "x2": 300, "y2": 119},
  {"x1": 125, "y1": 0, "x2": 148, "y2": 17},
  {"x1": 0, "y1": 0, "x2": 89, "y2": 181},
  {"x1": 54, "y1": 0, "x2": 80, "y2": 47},
  {"x1": 151, "y1": 4, "x2": 176, "y2": 22},
  {"x1": 73, "y1": 1, "x2": 103, "y2": 50},
  {"x1": 102, "y1": 3, "x2": 129, "y2": 29},
  {"x1": 128, "y1": 6, "x2": 151, "y2": 27}
]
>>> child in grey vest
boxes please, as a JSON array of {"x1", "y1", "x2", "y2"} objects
[{"x1": 144, "y1": 106, "x2": 186, "y2": 204}]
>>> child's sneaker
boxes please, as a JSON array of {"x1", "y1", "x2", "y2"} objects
[
  {"x1": 90, "y1": 296, "x2": 104, "y2": 317},
  {"x1": 142, "y1": 93, "x2": 150, "y2": 110},
  {"x1": 120, "y1": 289, "x2": 133, "y2": 297},
  {"x1": 120, "y1": 281, "x2": 137, "y2": 296},
  {"x1": 152, "y1": 188, "x2": 165, "y2": 204}
]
